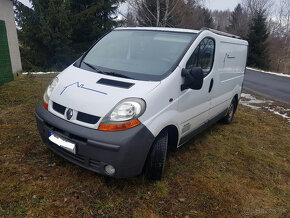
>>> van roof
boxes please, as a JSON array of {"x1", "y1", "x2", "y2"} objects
[
  {"x1": 115, "y1": 27, "x2": 200, "y2": 34},
  {"x1": 114, "y1": 27, "x2": 246, "y2": 42}
]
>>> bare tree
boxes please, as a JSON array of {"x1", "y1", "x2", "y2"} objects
[
  {"x1": 118, "y1": 5, "x2": 138, "y2": 27},
  {"x1": 268, "y1": 0, "x2": 290, "y2": 73},
  {"x1": 211, "y1": 10, "x2": 231, "y2": 31},
  {"x1": 226, "y1": 4, "x2": 249, "y2": 38},
  {"x1": 276, "y1": 0, "x2": 290, "y2": 35},
  {"x1": 242, "y1": 0, "x2": 274, "y2": 16},
  {"x1": 127, "y1": 0, "x2": 212, "y2": 28},
  {"x1": 128, "y1": 0, "x2": 184, "y2": 27}
]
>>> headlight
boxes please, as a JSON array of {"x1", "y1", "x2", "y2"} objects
[
  {"x1": 43, "y1": 77, "x2": 59, "y2": 109},
  {"x1": 98, "y1": 98, "x2": 146, "y2": 131}
]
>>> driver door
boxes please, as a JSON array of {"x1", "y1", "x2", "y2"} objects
[{"x1": 178, "y1": 37, "x2": 215, "y2": 141}]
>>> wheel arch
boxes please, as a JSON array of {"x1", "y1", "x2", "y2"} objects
[
  {"x1": 142, "y1": 124, "x2": 179, "y2": 176},
  {"x1": 157, "y1": 125, "x2": 179, "y2": 152},
  {"x1": 145, "y1": 124, "x2": 179, "y2": 161}
]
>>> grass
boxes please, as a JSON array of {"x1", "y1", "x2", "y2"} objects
[{"x1": 0, "y1": 75, "x2": 289, "y2": 217}]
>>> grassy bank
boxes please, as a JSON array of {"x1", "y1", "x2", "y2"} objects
[{"x1": 0, "y1": 75, "x2": 289, "y2": 217}]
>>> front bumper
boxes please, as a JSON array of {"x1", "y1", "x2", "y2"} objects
[{"x1": 35, "y1": 103, "x2": 155, "y2": 178}]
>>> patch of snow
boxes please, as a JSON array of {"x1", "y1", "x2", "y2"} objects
[
  {"x1": 274, "y1": 106, "x2": 290, "y2": 112},
  {"x1": 240, "y1": 93, "x2": 290, "y2": 123},
  {"x1": 241, "y1": 93, "x2": 272, "y2": 104},
  {"x1": 240, "y1": 93, "x2": 271, "y2": 110},
  {"x1": 240, "y1": 103, "x2": 261, "y2": 110},
  {"x1": 247, "y1": 67, "x2": 290, "y2": 78},
  {"x1": 266, "y1": 108, "x2": 290, "y2": 123},
  {"x1": 22, "y1": 72, "x2": 58, "y2": 75}
]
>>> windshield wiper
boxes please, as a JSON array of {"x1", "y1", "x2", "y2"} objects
[
  {"x1": 83, "y1": 61, "x2": 132, "y2": 79},
  {"x1": 83, "y1": 61, "x2": 104, "y2": 74}
]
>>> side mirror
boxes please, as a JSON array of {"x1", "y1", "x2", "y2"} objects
[{"x1": 181, "y1": 67, "x2": 204, "y2": 91}]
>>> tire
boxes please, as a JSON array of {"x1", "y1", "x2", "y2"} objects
[
  {"x1": 221, "y1": 98, "x2": 237, "y2": 124},
  {"x1": 144, "y1": 130, "x2": 168, "y2": 181}
]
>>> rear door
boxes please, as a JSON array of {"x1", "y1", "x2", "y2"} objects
[{"x1": 178, "y1": 37, "x2": 216, "y2": 139}]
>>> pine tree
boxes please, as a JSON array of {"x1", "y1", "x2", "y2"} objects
[
  {"x1": 201, "y1": 7, "x2": 214, "y2": 28},
  {"x1": 70, "y1": 0, "x2": 122, "y2": 56},
  {"x1": 38, "y1": 0, "x2": 73, "y2": 69},
  {"x1": 227, "y1": 4, "x2": 248, "y2": 38},
  {"x1": 14, "y1": 0, "x2": 72, "y2": 70},
  {"x1": 14, "y1": 0, "x2": 123, "y2": 71},
  {"x1": 247, "y1": 10, "x2": 270, "y2": 70}
]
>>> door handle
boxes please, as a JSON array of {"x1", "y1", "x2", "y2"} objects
[{"x1": 209, "y1": 78, "x2": 214, "y2": 93}]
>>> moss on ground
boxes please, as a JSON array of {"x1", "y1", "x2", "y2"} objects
[{"x1": 0, "y1": 75, "x2": 289, "y2": 217}]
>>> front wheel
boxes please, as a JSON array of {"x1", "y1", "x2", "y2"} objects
[
  {"x1": 144, "y1": 131, "x2": 168, "y2": 181},
  {"x1": 220, "y1": 98, "x2": 237, "y2": 124}
]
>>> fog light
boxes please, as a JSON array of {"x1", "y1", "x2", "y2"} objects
[{"x1": 104, "y1": 165, "x2": 115, "y2": 175}]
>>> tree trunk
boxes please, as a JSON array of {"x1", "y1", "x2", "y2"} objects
[
  {"x1": 156, "y1": 0, "x2": 160, "y2": 27},
  {"x1": 163, "y1": 0, "x2": 169, "y2": 27}
]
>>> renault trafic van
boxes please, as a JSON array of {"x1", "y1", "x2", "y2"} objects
[{"x1": 36, "y1": 27, "x2": 248, "y2": 180}]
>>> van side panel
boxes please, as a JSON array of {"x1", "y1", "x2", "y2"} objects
[{"x1": 209, "y1": 36, "x2": 248, "y2": 119}]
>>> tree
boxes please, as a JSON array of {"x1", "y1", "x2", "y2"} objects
[
  {"x1": 201, "y1": 7, "x2": 214, "y2": 28},
  {"x1": 14, "y1": 0, "x2": 123, "y2": 71},
  {"x1": 227, "y1": 4, "x2": 249, "y2": 38},
  {"x1": 268, "y1": 0, "x2": 290, "y2": 73},
  {"x1": 128, "y1": 0, "x2": 184, "y2": 27},
  {"x1": 126, "y1": 0, "x2": 213, "y2": 29},
  {"x1": 173, "y1": 0, "x2": 214, "y2": 29},
  {"x1": 69, "y1": 0, "x2": 122, "y2": 55},
  {"x1": 124, "y1": 11, "x2": 138, "y2": 27},
  {"x1": 118, "y1": 5, "x2": 138, "y2": 27},
  {"x1": 179, "y1": 4, "x2": 214, "y2": 29},
  {"x1": 211, "y1": 10, "x2": 231, "y2": 32},
  {"x1": 242, "y1": 0, "x2": 273, "y2": 17},
  {"x1": 14, "y1": 0, "x2": 72, "y2": 71},
  {"x1": 247, "y1": 9, "x2": 270, "y2": 69}
]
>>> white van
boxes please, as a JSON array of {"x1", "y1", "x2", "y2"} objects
[{"x1": 36, "y1": 27, "x2": 248, "y2": 180}]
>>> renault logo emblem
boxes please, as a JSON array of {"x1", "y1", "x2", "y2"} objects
[{"x1": 66, "y1": 108, "x2": 73, "y2": 120}]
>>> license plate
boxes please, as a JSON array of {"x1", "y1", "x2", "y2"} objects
[{"x1": 49, "y1": 132, "x2": 76, "y2": 154}]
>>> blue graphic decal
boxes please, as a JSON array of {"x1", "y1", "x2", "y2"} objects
[
  {"x1": 223, "y1": 53, "x2": 236, "y2": 67},
  {"x1": 60, "y1": 82, "x2": 107, "y2": 95},
  {"x1": 226, "y1": 54, "x2": 235, "y2": 59}
]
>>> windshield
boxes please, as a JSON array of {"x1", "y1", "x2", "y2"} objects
[{"x1": 81, "y1": 30, "x2": 196, "y2": 81}]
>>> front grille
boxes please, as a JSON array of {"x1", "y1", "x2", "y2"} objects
[
  {"x1": 77, "y1": 112, "x2": 100, "y2": 124},
  {"x1": 52, "y1": 102, "x2": 100, "y2": 125},
  {"x1": 53, "y1": 102, "x2": 66, "y2": 115}
]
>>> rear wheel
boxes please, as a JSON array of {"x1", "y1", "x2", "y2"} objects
[
  {"x1": 221, "y1": 98, "x2": 237, "y2": 124},
  {"x1": 144, "y1": 131, "x2": 168, "y2": 181}
]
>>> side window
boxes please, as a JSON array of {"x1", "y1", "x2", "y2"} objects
[{"x1": 186, "y1": 38, "x2": 215, "y2": 77}]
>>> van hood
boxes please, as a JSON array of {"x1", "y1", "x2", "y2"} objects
[{"x1": 50, "y1": 66, "x2": 160, "y2": 117}]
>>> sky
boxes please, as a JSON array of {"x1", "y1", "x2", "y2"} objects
[
  {"x1": 18, "y1": 0, "x2": 32, "y2": 8},
  {"x1": 205, "y1": 0, "x2": 242, "y2": 11},
  {"x1": 18, "y1": 0, "x2": 242, "y2": 11}
]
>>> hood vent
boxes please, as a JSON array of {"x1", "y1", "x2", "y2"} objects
[{"x1": 97, "y1": 78, "x2": 134, "y2": 89}]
